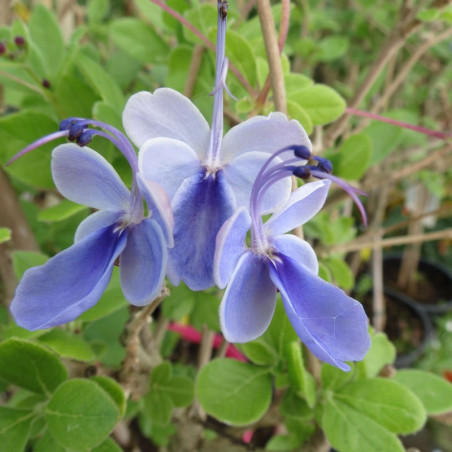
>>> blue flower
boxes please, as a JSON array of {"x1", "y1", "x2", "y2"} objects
[
  {"x1": 122, "y1": 4, "x2": 310, "y2": 291},
  {"x1": 9, "y1": 120, "x2": 173, "y2": 330},
  {"x1": 214, "y1": 147, "x2": 370, "y2": 371}
]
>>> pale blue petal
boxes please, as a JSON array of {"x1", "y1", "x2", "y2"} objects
[
  {"x1": 271, "y1": 234, "x2": 318, "y2": 275},
  {"x1": 74, "y1": 210, "x2": 121, "y2": 242},
  {"x1": 214, "y1": 207, "x2": 251, "y2": 289},
  {"x1": 52, "y1": 144, "x2": 130, "y2": 211},
  {"x1": 138, "y1": 137, "x2": 201, "y2": 199},
  {"x1": 221, "y1": 112, "x2": 311, "y2": 163},
  {"x1": 220, "y1": 252, "x2": 276, "y2": 343},
  {"x1": 168, "y1": 169, "x2": 236, "y2": 290},
  {"x1": 120, "y1": 219, "x2": 167, "y2": 306},
  {"x1": 10, "y1": 225, "x2": 127, "y2": 330},
  {"x1": 123, "y1": 89, "x2": 210, "y2": 154},
  {"x1": 269, "y1": 254, "x2": 370, "y2": 371},
  {"x1": 224, "y1": 152, "x2": 292, "y2": 214},
  {"x1": 265, "y1": 180, "x2": 331, "y2": 236},
  {"x1": 136, "y1": 174, "x2": 174, "y2": 247}
]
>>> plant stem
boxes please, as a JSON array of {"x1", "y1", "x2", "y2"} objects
[{"x1": 256, "y1": 0, "x2": 287, "y2": 113}]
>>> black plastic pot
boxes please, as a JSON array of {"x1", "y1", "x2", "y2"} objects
[
  {"x1": 361, "y1": 286, "x2": 433, "y2": 368},
  {"x1": 383, "y1": 254, "x2": 452, "y2": 315}
]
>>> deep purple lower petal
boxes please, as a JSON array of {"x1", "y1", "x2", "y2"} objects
[
  {"x1": 120, "y1": 219, "x2": 167, "y2": 306},
  {"x1": 169, "y1": 169, "x2": 236, "y2": 290},
  {"x1": 269, "y1": 253, "x2": 370, "y2": 371},
  {"x1": 10, "y1": 225, "x2": 127, "y2": 330}
]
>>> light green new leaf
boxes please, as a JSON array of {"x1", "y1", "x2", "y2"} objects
[
  {"x1": 335, "y1": 378, "x2": 426, "y2": 434},
  {"x1": 292, "y1": 85, "x2": 346, "y2": 125},
  {"x1": 393, "y1": 370, "x2": 452, "y2": 415},
  {"x1": 323, "y1": 397, "x2": 404, "y2": 452},
  {"x1": 46, "y1": 379, "x2": 120, "y2": 450},
  {"x1": 357, "y1": 332, "x2": 396, "y2": 378},
  {"x1": 196, "y1": 359, "x2": 272, "y2": 425},
  {"x1": 287, "y1": 101, "x2": 313, "y2": 135},
  {"x1": 0, "y1": 227, "x2": 12, "y2": 244},
  {"x1": 0, "y1": 338, "x2": 67, "y2": 396}
]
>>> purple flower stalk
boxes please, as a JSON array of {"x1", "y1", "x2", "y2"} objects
[
  {"x1": 123, "y1": 1, "x2": 310, "y2": 290},
  {"x1": 214, "y1": 147, "x2": 370, "y2": 371},
  {"x1": 9, "y1": 119, "x2": 173, "y2": 330}
]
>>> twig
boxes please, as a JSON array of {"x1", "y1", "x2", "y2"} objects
[
  {"x1": 184, "y1": 44, "x2": 205, "y2": 98},
  {"x1": 256, "y1": 0, "x2": 287, "y2": 113},
  {"x1": 326, "y1": 229, "x2": 452, "y2": 254},
  {"x1": 119, "y1": 286, "x2": 169, "y2": 396},
  {"x1": 324, "y1": 0, "x2": 450, "y2": 146},
  {"x1": 372, "y1": 233, "x2": 385, "y2": 332}
]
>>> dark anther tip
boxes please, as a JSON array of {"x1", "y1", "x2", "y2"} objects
[
  {"x1": 0, "y1": 43, "x2": 6, "y2": 55},
  {"x1": 293, "y1": 166, "x2": 311, "y2": 179},
  {"x1": 293, "y1": 145, "x2": 312, "y2": 160},
  {"x1": 313, "y1": 156, "x2": 333, "y2": 174},
  {"x1": 59, "y1": 118, "x2": 75, "y2": 131},
  {"x1": 42, "y1": 79, "x2": 50, "y2": 89},
  {"x1": 68, "y1": 122, "x2": 85, "y2": 141},
  {"x1": 14, "y1": 36, "x2": 26, "y2": 46},
  {"x1": 77, "y1": 131, "x2": 93, "y2": 147}
]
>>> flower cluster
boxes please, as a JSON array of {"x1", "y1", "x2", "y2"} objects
[{"x1": 8, "y1": 1, "x2": 370, "y2": 370}]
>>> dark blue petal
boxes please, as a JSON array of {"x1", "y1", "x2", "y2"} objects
[
  {"x1": 10, "y1": 225, "x2": 127, "y2": 330},
  {"x1": 269, "y1": 253, "x2": 370, "y2": 371},
  {"x1": 120, "y1": 219, "x2": 167, "y2": 306},
  {"x1": 169, "y1": 169, "x2": 236, "y2": 290}
]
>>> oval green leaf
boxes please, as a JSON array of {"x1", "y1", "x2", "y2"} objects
[
  {"x1": 46, "y1": 379, "x2": 120, "y2": 450},
  {"x1": 196, "y1": 358, "x2": 272, "y2": 425}
]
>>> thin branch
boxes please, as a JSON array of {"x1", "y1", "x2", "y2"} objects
[
  {"x1": 326, "y1": 229, "x2": 452, "y2": 254},
  {"x1": 0, "y1": 69, "x2": 43, "y2": 94},
  {"x1": 184, "y1": 44, "x2": 205, "y2": 98},
  {"x1": 256, "y1": 0, "x2": 287, "y2": 113}
]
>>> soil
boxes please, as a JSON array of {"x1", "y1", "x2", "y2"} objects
[
  {"x1": 383, "y1": 258, "x2": 452, "y2": 307},
  {"x1": 361, "y1": 293, "x2": 425, "y2": 355}
]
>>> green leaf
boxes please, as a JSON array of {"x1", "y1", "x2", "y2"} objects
[
  {"x1": 364, "y1": 120, "x2": 403, "y2": 165},
  {"x1": 224, "y1": 30, "x2": 257, "y2": 87},
  {"x1": 46, "y1": 379, "x2": 120, "y2": 450},
  {"x1": 143, "y1": 389, "x2": 174, "y2": 425},
  {"x1": 0, "y1": 406, "x2": 34, "y2": 452},
  {"x1": 334, "y1": 133, "x2": 373, "y2": 180},
  {"x1": 357, "y1": 332, "x2": 396, "y2": 378},
  {"x1": 335, "y1": 378, "x2": 426, "y2": 434},
  {"x1": 393, "y1": 370, "x2": 452, "y2": 415},
  {"x1": 284, "y1": 73, "x2": 314, "y2": 95},
  {"x1": 0, "y1": 227, "x2": 11, "y2": 244},
  {"x1": 109, "y1": 18, "x2": 169, "y2": 64},
  {"x1": 292, "y1": 85, "x2": 345, "y2": 125},
  {"x1": 196, "y1": 358, "x2": 272, "y2": 425},
  {"x1": 266, "y1": 434, "x2": 302, "y2": 451},
  {"x1": 0, "y1": 338, "x2": 67, "y2": 396},
  {"x1": 317, "y1": 36, "x2": 349, "y2": 61},
  {"x1": 87, "y1": 0, "x2": 110, "y2": 23},
  {"x1": 77, "y1": 52, "x2": 124, "y2": 110},
  {"x1": 29, "y1": 5, "x2": 64, "y2": 77},
  {"x1": 287, "y1": 101, "x2": 313, "y2": 135},
  {"x1": 38, "y1": 329, "x2": 96, "y2": 362},
  {"x1": 162, "y1": 283, "x2": 196, "y2": 320},
  {"x1": 323, "y1": 397, "x2": 404, "y2": 452},
  {"x1": 280, "y1": 389, "x2": 313, "y2": 421},
  {"x1": 91, "y1": 376, "x2": 126, "y2": 417},
  {"x1": 321, "y1": 363, "x2": 353, "y2": 391},
  {"x1": 324, "y1": 257, "x2": 354, "y2": 290},
  {"x1": 38, "y1": 200, "x2": 88, "y2": 222},
  {"x1": 183, "y1": 4, "x2": 217, "y2": 44},
  {"x1": 12, "y1": 250, "x2": 49, "y2": 279},
  {"x1": 190, "y1": 291, "x2": 221, "y2": 332},
  {"x1": 92, "y1": 437, "x2": 123, "y2": 452},
  {"x1": 417, "y1": 9, "x2": 440, "y2": 21},
  {"x1": 286, "y1": 341, "x2": 316, "y2": 407},
  {"x1": 34, "y1": 428, "x2": 66, "y2": 452},
  {"x1": 0, "y1": 111, "x2": 59, "y2": 188}
]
